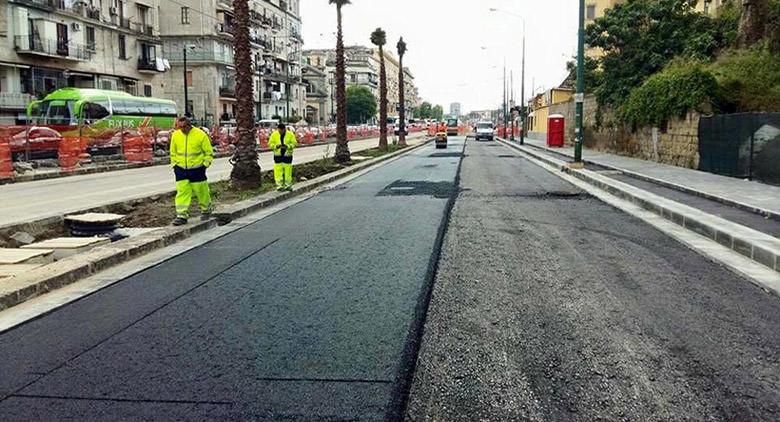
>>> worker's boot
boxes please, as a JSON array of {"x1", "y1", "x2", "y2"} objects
[
  {"x1": 200, "y1": 212, "x2": 212, "y2": 222},
  {"x1": 172, "y1": 217, "x2": 188, "y2": 226}
]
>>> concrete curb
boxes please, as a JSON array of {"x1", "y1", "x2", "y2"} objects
[
  {"x1": 498, "y1": 139, "x2": 780, "y2": 275},
  {"x1": 0, "y1": 139, "x2": 430, "y2": 311},
  {"x1": 518, "y1": 140, "x2": 780, "y2": 221}
]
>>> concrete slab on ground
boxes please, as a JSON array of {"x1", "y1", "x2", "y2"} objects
[
  {"x1": 0, "y1": 249, "x2": 54, "y2": 265},
  {"x1": 22, "y1": 238, "x2": 110, "y2": 260}
]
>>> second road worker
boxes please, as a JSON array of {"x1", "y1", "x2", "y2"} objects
[
  {"x1": 169, "y1": 116, "x2": 214, "y2": 226},
  {"x1": 268, "y1": 123, "x2": 298, "y2": 191}
]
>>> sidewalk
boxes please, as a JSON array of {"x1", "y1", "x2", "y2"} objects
[
  {"x1": 0, "y1": 135, "x2": 426, "y2": 230},
  {"x1": 521, "y1": 137, "x2": 780, "y2": 220}
]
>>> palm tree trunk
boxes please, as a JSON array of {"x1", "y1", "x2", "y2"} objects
[
  {"x1": 378, "y1": 46, "x2": 388, "y2": 150},
  {"x1": 229, "y1": 0, "x2": 261, "y2": 189},
  {"x1": 334, "y1": 5, "x2": 350, "y2": 163},
  {"x1": 398, "y1": 53, "x2": 407, "y2": 146}
]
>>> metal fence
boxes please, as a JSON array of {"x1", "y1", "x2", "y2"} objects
[{"x1": 699, "y1": 113, "x2": 780, "y2": 185}]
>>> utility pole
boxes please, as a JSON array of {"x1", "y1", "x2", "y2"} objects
[
  {"x1": 183, "y1": 47, "x2": 190, "y2": 117},
  {"x1": 503, "y1": 62, "x2": 507, "y2": 133},
  {"x1": 574, "y1": 0, "x2": 585, "y2": 164},
  {"x1": 520, "y1": 34, "x2": 526, "y2": 145}
]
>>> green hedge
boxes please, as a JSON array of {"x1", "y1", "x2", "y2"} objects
[
  {"x1": 618, "y1": 62, "x2": 720, "y2": 128},
  {"x1": 708, "y1": 46, "x2": 780, "y2": 112}
]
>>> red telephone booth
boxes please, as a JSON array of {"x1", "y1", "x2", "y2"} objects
[{"x1": 547, "y1": 114, "x2": 565, "y2": 148}]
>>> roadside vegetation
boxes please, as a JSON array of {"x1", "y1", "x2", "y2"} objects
[{"x1": 575, "y1": 0, "x2": 780, "y2": 128}]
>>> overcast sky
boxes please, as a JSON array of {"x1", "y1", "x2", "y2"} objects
[{"x1": 301, "y1": 0, "x2": 579, "y2": 113}]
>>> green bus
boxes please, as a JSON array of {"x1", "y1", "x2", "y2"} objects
[{"x1": 22, "y1": 88, "x2": 178, "y2": 156}]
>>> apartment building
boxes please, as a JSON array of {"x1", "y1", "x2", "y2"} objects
[
  {"x1": 159, "y1": 0, "x2": 305, "y2": 123},
  {"x1": 303, "y1": 46, "x2": 422, "y2": 122},
  {"x1": 0, "y1": 0, "x2": 166, "y2": 122}
]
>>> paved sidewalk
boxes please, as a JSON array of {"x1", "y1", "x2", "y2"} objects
[
  {"x1": 0, "y1": 135, "x2": 425, "y2": 229},
  {"x1": 521, "y1": 138, "x2": 780, "y2": 219}
]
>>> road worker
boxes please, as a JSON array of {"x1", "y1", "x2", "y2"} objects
[
  {"x1": 268, "y1": 123, "x2": 298, "y2": 191},
  {"x1": 169, "y1": 116, "x2": 214, "y2": 226}
]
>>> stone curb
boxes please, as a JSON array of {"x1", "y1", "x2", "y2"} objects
[
  {"x1": 498, "y1": 139, "x2": 780, "y2": 274},
  {"x1": 517, "y1": 140, "x2": 780, "y2": 221},
  {"x1": 0, "y1": 139, "x2": 431, "y2": 311}
]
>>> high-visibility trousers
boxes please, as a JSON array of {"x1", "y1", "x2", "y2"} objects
[
  {"x1": 174, "y1": 166, "x2": 213, "y2": 219},
  {"x1": 273, "y1": 155, "x2": 293, "y2": 188}
]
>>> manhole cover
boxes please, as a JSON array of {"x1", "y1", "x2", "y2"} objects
[
  {"x1": 377, "y1": 180, "x2": 455, "y2": 198},
  {"x1": 428, "y1": 152, "x2": 463, "y2": 158}
]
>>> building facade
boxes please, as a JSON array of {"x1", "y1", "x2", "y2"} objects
[
  {"x1": 303, "y1": 45, "x2": 422, "y2": 122},
  {"x1": 0, "y1": 0, "x2": 167, "y2": 123},
  {"x1": 450, "y1": 102, "x2": 461, "y2": 117},
  {"x1": 526, "y1": 87, "x2": 573, "y2": 134},
  {"x1": 159, "y1": 0, "x2": 306, "y2": 123}
]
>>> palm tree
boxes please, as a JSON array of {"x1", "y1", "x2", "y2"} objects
[
  {"x1": 371, "y1": 28, "x2": 388, "y2": 150},
  {"x1": 330, "y1": 0, "x2": 351, "y2": 163},
  {"x1": 396, "y1": 37, "x2": 407, "y2": 147},
  {"x1": 229, "y1": 0, "x2": 261, "y2": 188}
]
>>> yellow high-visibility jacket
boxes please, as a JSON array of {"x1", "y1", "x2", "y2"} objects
[
  {"x1": 169, "y1": 127, "x2": 214, "y2": 168},
  {"x1": 268, "y1": 130, "x2": 298, "y2": 157}
]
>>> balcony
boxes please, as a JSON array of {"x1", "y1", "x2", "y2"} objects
[
  {"x1": 133, "y1": 22, "x2": 155, "y2": 37},
  {"x1": 260, "y1": 15, "x2": 272, "y2": 27},
  {"x1": 216, "y1": 0, "x2": 232, "y2": 10},
  {"x1": 218, "y1": 22, "x2": 235, "y2": 36},
  {"x1": 262, "y1": 91, "x2": 286, "y2": 101},
  {"x1": 13, "y1": 0, "x2": 65, "y2": 11},
  {"x1": 165, "y1": 49, "x2": 233, "y2": 65},
  {"x1": 219, "y1": 85, "x2": 236, "y2": 98},
  {"x1": 137, "y1": 58, "x2": 163, "y2": 73},
  {"x1": 279, "y1": 0, "x2": 287, "y2": 11},
  {"x1": 14, "y1": 36, "x2": 92, "y2": 61},
  {"x1": 0, "y1": 93, "x2": 36, "y2": 110}
]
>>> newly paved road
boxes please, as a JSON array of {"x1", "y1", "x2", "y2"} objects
[
  {"x1": 0, "y1": 138, "x2": 461, "y2": 419},
  {"x1": 0, "y1": 134, "x2": 426, "y2": 229},
  {"x1": 406, "y1": 139, "x2": 780, "y2": 420}
]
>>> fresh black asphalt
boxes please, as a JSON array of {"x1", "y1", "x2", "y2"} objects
[
  {"x1": 406, "y1": 139, "x2": 780, "y2": 421},
  {"x1": 0, "y1": 139, "x2": 465, "y2": 420}
]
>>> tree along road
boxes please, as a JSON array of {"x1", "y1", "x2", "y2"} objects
[
  {"x1": 0, "y1": 134, "x2": 426, "y2": 229},
  {"x1": 406, "y1": 139, "x2": 780, "y2": 421},
  {"x1": 0, "y1": 138, "x2": 461, "y2": 420}
]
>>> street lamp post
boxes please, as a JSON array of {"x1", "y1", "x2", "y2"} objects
[
  {"x1": 183, "y1": 47, "x2": 190, "y2": 117},
  {"x1": 574, "y1": 0, "x2": 585, "y2": 164},
  {"x1": 489, "y1": 8, "x2": 526, "y2": 144}
]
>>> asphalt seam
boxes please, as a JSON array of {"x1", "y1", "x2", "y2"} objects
[
  {"x1": 0, "y1": 237, "x2": 281, "y2": 403},
  {"x1": 9, "y1": 393, "x2": 234, "y2": 406},
  {"x1": 388, "y1": 139, "x2": 467, "y2": 422}
]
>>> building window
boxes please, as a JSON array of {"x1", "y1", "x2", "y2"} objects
[
  {"x1": 586, "y1": 4, "x2": 596, "y2": 20},
  {"x1": 86, "y1": 26, "x2": 96, "y2": 51},
  {"x1": 118, "y1": 34, "x2": 127, "y2": 59},
  {"x1": 181, "y1": 7, "x2": 190, "y2": 24},
  {"x1": 186, "y1": 71, "x2": 193, "y2": 87},
  {"x1": 144, "y1": 84, "x2": 152, "y2": 97}
]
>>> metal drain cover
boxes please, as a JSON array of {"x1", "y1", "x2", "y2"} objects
[{"x1": 378, "y1": 180, "x2": 456, "y2": 198}]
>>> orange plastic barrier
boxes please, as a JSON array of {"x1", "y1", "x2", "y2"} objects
[
  {"x1": 304, "y1": 131, "x2": 314, "y2": 145},
  {"x1": 58, "y1": 136, "x2": 85, "y2": 171},
  {"x1": 124, "y1": 133, "x2": 153, "y2": 163},
  {"x1": 0, "y1": 138, "x2": 13, "y2": 179},
  {"x1": 258, "y1": 128, "x2": 270, "y2": 149}
]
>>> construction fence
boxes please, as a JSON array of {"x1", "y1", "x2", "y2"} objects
[{"x1": 0, "y1": 123, "x2": 428, "y2": 181}]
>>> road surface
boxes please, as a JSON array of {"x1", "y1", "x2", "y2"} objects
[
  {"x1": 0, "y1": 137, "x2": 462, "y2": 419},
  {"x1": 406, "y1": 139, "x2": 780, "y2": 420},
  {"x1": 0, "y1": 134, "x2": 426, "y2": 229}
]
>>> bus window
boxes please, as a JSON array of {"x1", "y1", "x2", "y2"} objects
[
  {"x1": 160, "y1": 103, "x2": 177, "y2": 116},
  {"x1": 144, "y1": 102, "x2": 161, "y2": 115},
  {"x1": 47, "y1": 100, "x2": 76, "y2": 125},
  {"x1": 82, "y1": 101, "x2": 110, "y2": 123}
]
